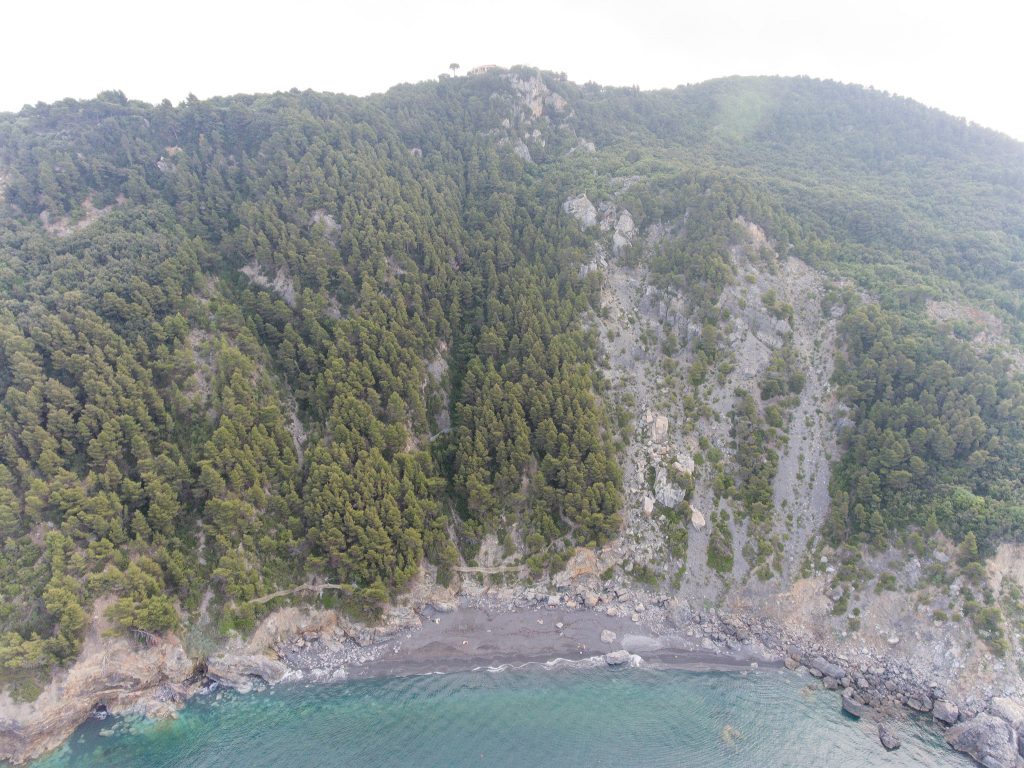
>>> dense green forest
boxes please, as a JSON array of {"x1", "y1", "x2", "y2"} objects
[{"x1": 0, "y1": 69, "x2": 1021, "y2": 682}]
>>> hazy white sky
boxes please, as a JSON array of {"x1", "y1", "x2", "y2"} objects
[{"x1": 3, "y1": 0, "x2": 1023, "y2": 140}]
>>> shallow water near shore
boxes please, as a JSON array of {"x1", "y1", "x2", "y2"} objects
[{"x1": 32, "y1": 666, "x2": 969, "y2": 767}]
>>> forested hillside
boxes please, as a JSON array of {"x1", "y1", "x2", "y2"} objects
[{"x1": 0, "y1": 68, "x2": 1021, "y2": 690}]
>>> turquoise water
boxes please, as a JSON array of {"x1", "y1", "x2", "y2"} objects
[{"x1": 33, "y1": 666, "x2": 969, "y2": 767}]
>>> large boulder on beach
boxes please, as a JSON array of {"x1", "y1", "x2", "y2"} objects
[
  {"x1": 604, "y1": 650, "x2": 632, "y2": 666},
  {"x1": 946, "y1": 714, "x2": 1019, "y2": 768},
  {"x1": 809, "y1": 656, "x2": 845, "y2": 681},
  {"x1": 878, "y1": 723, "x2": 901, "y2": 751},
  {"x1": 600, "y1": 630, "x2": 617, "y2": 644},
  {"x1": 933, "y1": 699, "x2": 960, "y2": 726}
]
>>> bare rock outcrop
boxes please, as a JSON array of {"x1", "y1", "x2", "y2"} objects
[
  {"x1": 240, "y1": 261, "x2": 297, "y2": 308},
  {"x1": 690, "y1": 508, "x2": 707, "y2": 529},
  {"x1": 946, "y1": 714, "x2": 1019, "y2": 768},
  {"x1": 0, "y1": 636, "x2": 193, "y2": 765},
  {"x1": 989, "y1": 697, "x2": 1024, "y2": 730},
  {"x1": 563, "y1": 194, "x2": 597, "y2": 229},
  {"x1": 205, "y1": 653, "x2": 288, "y2": 694}
]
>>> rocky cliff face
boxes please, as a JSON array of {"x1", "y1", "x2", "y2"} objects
[
  {"x1": 0, "y1": 592, "x2": 442, "y2": 764},
  {"x1": 563, "y1": 188, "x2": 1024, "y2": 768},
  {"x1": 0, "y1": 632, "x2": 194, "y2": 764}
]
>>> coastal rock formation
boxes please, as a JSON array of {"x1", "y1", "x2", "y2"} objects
[
  {"x1": 809, "y1": 656, "x2": 845, "y2": 681},
  {"x1": 946, "y1": 714, "x2": 1019, "y2": 768},
  {"x1": 0, "y1": 635, "x2": 194, "y2": 765},
  {"x1": 989, "y1": 697, "x2": 1024, "y2": 730},
  {"x1": 841, "y1": 691, "x2": 869, "y2": 719},
  {"x1": 604, "y1": 650, "x2": 632, "y2": 665},
  {"x1": 205, "y1": 653, "x2": 288, "y2": 694},
  {"x1": 878, "y1": 722, "x2": 901, "y2": 751}
]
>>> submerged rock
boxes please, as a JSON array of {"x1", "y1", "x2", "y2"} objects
[
  {"x1": 878, "y1": 723, "x2": 901, "y2": 751},
  {"x1": 721, "y1": 723, "x2": 741, "y2": 745},
  {"x1": 841, "y1": 692, "x2": 869, "y2": 719}
]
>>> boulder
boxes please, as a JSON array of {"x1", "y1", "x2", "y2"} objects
[
  {"x1": 612, "y1": 230, "x2": 631, "y2": 255},
  {"x1": 989, "y1": 697, "x2": 1024, "y2": 730},
  {"x1": 842, "y1": 692, "x2": 869, "y2": 719},
  {"x1": 600, "y1": 630, "x2": 617, "y2": 644},
  {"x1": 673, "y1": 453, "x2": 695, "y2": 475},
  {"x1": 878, "y1": 723, "x2": 901, "y2": 751},
  {"x1": 907, "y1": 696, "x2": 932, "y2": 713},
  {"x1": 691, "y1": 508, "x2": 706, "y2": 529},
  {"x1": 206, "y1": 653, "x2": 287, "y2": 693},
  {"x1": 604, "y1": 650, "x2": 632, "y2": 666},
  {"x1": 933, "y1": 699, "x2": 960, "y2": 726},
  {"x1": 809, "y1": 656, "x2": 845, "y2": 681},
  {"x1": 946, "y1": 714, "x2": 1018, "y2": 768}
]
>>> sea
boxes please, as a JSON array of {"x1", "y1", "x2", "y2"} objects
[{"x1": 31, "y1": 665, "x2": 969, "y2": 767}]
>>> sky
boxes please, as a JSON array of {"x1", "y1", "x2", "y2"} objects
[{"x1": 3, "y1": 0, "x2": 1023, "y2": 141}]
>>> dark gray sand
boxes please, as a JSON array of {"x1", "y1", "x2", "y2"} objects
[{"x1": 348, "y1": 606, "x2": 778, "y2": 679}]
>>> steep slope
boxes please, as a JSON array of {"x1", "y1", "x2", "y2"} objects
[{"x1": 0, "y1": 69, "x2": 1021, "y2": 728}]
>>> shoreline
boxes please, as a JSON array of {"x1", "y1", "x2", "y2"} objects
[
  {"x1": 2, "y1": 592, "x2": 1022, "y2": 767},
  {"x1": 288, "y1": 603, "x2": 778, "y2": 684}
]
